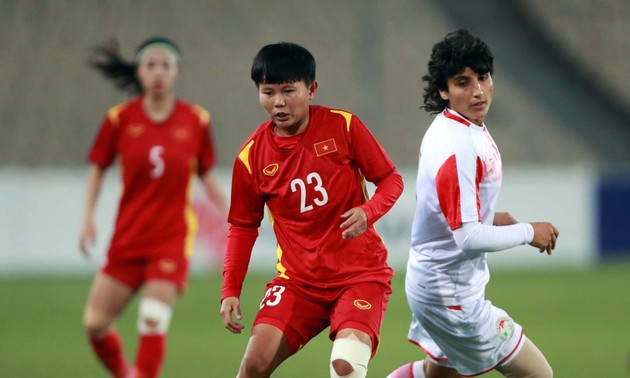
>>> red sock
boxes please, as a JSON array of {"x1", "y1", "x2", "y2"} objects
[
  {"x1": 135, "y1": 333, "x2": 166, "y2": 378},
  {"x1": 89, "y1": 331, "x2": 128, "y2": 378}
]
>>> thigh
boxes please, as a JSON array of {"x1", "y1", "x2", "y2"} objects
[
  {"x1": 496, "y1": 337, "x2": 553, "y2": 378},
  {"x1": 254, "y1": 279, "x2": 330, "y2": 356},
  {"x1": 330, "y1": 281, "x2": 392, "y2": 354},
  {"x1": 143, "y1": 279, "x2": 179, "y2": 307},
  {"x1": 83, "y1": 273, "x2": 135, "y2": 334},
  {"x1": 239, "y1": 323, "x2": 291, "y2": 376}
]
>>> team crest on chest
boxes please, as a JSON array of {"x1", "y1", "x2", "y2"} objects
[
  {"x1": 314, "y1": 138, "x2": 338, "y2": 157},
  {"x1": 263, "y1": 163, "x2": 279, "y2": 176},
  {"x1": 172, "y1": 125, "x2": 191, "y2": 141},
  {"x1": 128, "y1": 123, "x2": 145, "y2": 137}
]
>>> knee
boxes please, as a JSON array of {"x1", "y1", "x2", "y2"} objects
[
  {"x1": 239, "y1": 355, "x2": 274, "y2": 377},
  {"x1": 330, "y1": 338, "x2": 371, "y2": 378},
  {"x1": 137, "y1": 298, "x2": 172, "y2": 334},
  {"x1": 83, "y1": 307, "x2": 111, "y2": 337}
]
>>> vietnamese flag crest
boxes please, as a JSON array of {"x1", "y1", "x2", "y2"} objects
[{"x1": 314, "y1": 138, "x2": 337, "y2": 157}]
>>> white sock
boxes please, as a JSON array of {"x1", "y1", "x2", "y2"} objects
[{"x1": 412, "y1": 360, "x2": 426, "y2": 378}]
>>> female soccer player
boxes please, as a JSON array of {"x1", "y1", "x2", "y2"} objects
[
  {"x1": 388, "y1": 29, "x2": 559, "y2": 378},
  {"x1": 79, "y1": 36, "x2": 226, "y2": 378},
  {"x1": 219, "y1": 42, "x2": 403, "y2": 378}
]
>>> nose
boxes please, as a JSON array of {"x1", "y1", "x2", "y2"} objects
[
  {"x1": 273, "y1": 94, "x2": 285, "y2": 107},
  {"x1": 473, "y1": 81, "x2": 484, "y2": 95}
]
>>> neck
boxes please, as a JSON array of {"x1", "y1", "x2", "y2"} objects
[{"x1": 143, "y1": 93, "x2": 175, "y2": 123}]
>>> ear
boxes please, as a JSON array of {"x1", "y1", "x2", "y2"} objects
[
  {"x1": 439, "y1": 89, "x2": 449, "y2": 101},
  {"x1": 308, "y1": 80, "x2": 319, "y2": 99}
]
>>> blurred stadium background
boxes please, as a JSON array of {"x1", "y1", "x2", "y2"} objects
[{"x1": 1, "y1": 0, "x2": 629, "y2": 376}]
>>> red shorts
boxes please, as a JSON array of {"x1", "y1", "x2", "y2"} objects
[
  {"x1": 254, "y1": 277, "x2": 392, "y2": 357},
  {"x1": 101, "y1": 253, "x2": 190, "y2": 293}
]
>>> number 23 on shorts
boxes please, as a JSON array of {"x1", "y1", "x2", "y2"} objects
[{"x1": 260, "y1": 285, "x2": 286, "y2": 309}]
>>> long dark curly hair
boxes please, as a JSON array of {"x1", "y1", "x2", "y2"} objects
[{"x1": 421, "y1": 29, "x2": 494, "y2": 114}]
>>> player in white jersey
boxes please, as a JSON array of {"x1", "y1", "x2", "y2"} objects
[{"x1": 388, "y1": 29, "x2": 560, "y2": 378}]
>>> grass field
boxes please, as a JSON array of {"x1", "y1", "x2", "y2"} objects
[{"x1": 1, "y1": 262, "x2": 629, "y2": 377}]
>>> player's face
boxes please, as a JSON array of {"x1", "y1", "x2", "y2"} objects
[
  {"x1": 258, "y1": 80, "x2": 318, "y2": 136},
  {"x1": 440, "y1": 67, "x2": 493, "y2": 126},
  {"x1": 136, "y1": 49, "x2": 179, "y2": 97}
]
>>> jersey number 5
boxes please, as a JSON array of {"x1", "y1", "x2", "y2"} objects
[
  {"x1": 290, "y1": 172, "x2": 329, "y2": 213},
  {"x1": 149, "y1": 145, "x2": 165, "y2": 178}
]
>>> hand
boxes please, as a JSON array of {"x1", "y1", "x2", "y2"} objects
[
  {"x1": 493, "y1": 212, "x2": 518, "y2": 226},
  {"x1": 529, "y1": 222, "x2": 560, "y2": 255},
  {"x1": 220, "y1": 296, "x2": 245, "y2": 334},
  {"x1": 79, "y1": 219, "x2": 96, "y2": 258},
  {"x1": 340, "y1": 207, "x2": 368, "y2": 239}
]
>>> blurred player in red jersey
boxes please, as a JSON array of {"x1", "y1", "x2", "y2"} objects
[
  {"x1": 79, "y1": 36, "x2": 227, "y2": 378},
  {"x1": 219, "y1": 42, "x2": 404, "y2": 378}
]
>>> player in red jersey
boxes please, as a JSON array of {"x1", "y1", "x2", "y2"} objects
[
  {"x1": 219, "y1": 42, "x2": 404, "y2": 378},
  {"x1": 79, "y1": 36, "x2": 227, "y2": 378}
]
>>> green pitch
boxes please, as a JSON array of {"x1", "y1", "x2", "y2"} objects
[{"x1": 1, "y1": 262, "x2": 629, "y2": 377}]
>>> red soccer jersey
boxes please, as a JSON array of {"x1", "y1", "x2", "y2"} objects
[
  {"x1": 223, "y1": 105, "x2": 401, "y2": 298},
  {"x1": 89, "y1": 97, "x2": 216, "y2": 259}
]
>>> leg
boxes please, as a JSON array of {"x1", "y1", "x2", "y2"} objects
[
  {"x1": 330, "y1": 328, "x2": 372, "y2": 377},
  {"x1": 83, "y1": 273, "x2": 135, "y2": 377},
  {"x1": 496, "y1": 337, "x2": 553, "y2": 378},
  {"x1": 238, "y1": 323, "x2": 290, "y2": 378},
  {"x1": 387, "y1": 358, "x2": 462, "y2": 378},
  {"x1": 134, "y1": 279, "x2": 179, "y2": 378},
  {"x1": 424, "y1": 358, "x2": 462, "y2": 378}
]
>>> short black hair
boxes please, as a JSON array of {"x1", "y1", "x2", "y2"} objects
[
  {"x1": 251, "y1": 42, "x2": 316, "y2": 87},
  {"x1": 421, "y1": 29, "x2": 494, "y2": 113}
]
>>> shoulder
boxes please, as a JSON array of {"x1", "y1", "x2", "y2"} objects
[
  {"x1": 176, "y1": 99, "x2": 212, "y2": 127},
  {"x1": 104, "y1": 98, "x2": 139, "y2": 127},
  {"x1": 311, "y1": 105, "x2": 360, "y2": 132},
  {"x1": 236, "y1": 120, "x2": 270, "y2": 154}
]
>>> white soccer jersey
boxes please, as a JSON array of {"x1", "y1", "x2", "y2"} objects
[{"x1": 406, "y1": 108, "x2": 503, "y2": 306}]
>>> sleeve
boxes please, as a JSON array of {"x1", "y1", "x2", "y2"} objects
[
  {"x1": 221, "y1": 225, "x2": 259, "y2": 300},
  {"x1": 194, "y1": 105, "x2": 217, "y2": 176},
  {"x1": 347, "y1": 115, "x2": 403, "y2": 225},
  {"x1": 222, "y1": 143, "x2": 266, "y2": 299},
  {"x1": 227, "y1": 142, "x2": 266, "y2": 228},
  {"x1": 88, "y1": 111, "x2": 120, "y2": 169},
  {"x1": 453, "y1": 221, "x2": 534, "y2": 253},
  {"x1": 436, "y1": 145, "x2": 483, "y2": 230}
]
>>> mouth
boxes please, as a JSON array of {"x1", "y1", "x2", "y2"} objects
[
  {"x1": 274, "y1": 112, "x2": 290, "y2": 121},
  {"x1": 471, "y1": 101, "x2": 486, "y2": 109}
]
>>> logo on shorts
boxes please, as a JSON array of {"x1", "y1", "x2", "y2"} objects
[
  {"x1": 496, "y1": 317, "x2": 515, "y2": 340},
  {"x1": 158, "y1": 259, "x2": 178, "y2": 274},
  {"x1": 353, "y1": 299, "x2": 372, "y2": 310}
]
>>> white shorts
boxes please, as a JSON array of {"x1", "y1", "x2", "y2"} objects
[{"x1": 407, "y1": 296, "x2": 525, "y2": 376}]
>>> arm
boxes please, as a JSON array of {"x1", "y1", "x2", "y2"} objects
[
  {"x1": 340, "y1": 169, "x2": 404, "y2": 239},
  {"x1": 220, "y1": 225, "x2": 258, "y2": 333},
  {"x1": 79, "y1": 164, "x2": 106, "y2": 257},
  {"x1": 200, "y1": 170, "x2": 228, "y2": 216},
  {"x1": 453, "y1": 218, "x2": 559, "y2": 255},
  {"x1": 340, "y1": 115, "x2": 404, "y2": 239}
]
